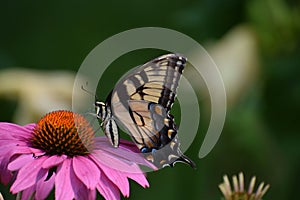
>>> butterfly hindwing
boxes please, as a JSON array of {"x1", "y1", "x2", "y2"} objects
[{"x1": 122, "y1": 100, "x2": 195, "y2": 168}]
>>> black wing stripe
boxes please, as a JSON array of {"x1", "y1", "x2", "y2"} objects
[
  {"x1": 128, "y1": 108, "x2": 158, "y2": 147},
  {"x1": 140, "y1": 126, "x2": 159, "y2": 147},
  {"x1": 127, "y1": 124, "x2": 145, "y2": 146},
  {"x1": 138, "y1": 69, "x2": 149, "y2": 83},
  {"x1": 131, "y1": 111, "x2": 145, "y2": 126},
  {"x1": 115, "y1": 84, "x2": 130, "y2": 107},
  {"x1": 127, "y1": 123, "x2": 158, "y2": 149},
  {"x1": 130, "y1": 75, "x2": 145, "y2": 89}
]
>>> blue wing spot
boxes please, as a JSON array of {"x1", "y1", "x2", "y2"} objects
[
  {"x1": 141, "y1": 147, "x2": 151, "y2": 153},
  {"x1": 151, "y1": 148, "x2": 157, "y2": 153}
]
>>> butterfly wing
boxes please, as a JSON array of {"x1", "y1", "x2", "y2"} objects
[{"x1": 108, "y1": 53, "x2": 195, "y2": 168}]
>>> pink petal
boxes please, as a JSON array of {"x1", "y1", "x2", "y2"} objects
[
  {"x1": 10, "y1": 146, "x2": 32, "y2": 155},
  {"x1": 119, "y1": 140, "x2": 142, "y2": 153},
  {"x1": 94, "y1": 138, "x2": 157, "y2": 170},
  {"x1": 104, "y1": 170, "x2": 130, "y2": 197},
  {"x1": 0, "y1": 142, "x2": 26, "y2": 152},
  {"x1": 8, "y1": 154, "x2": 33, "y2": 171},
  {"x1": 0, "y1": 144, "x2": 15, "y2": 158},
  {"x1": 72, "y1": 176, "x2": 96, "y2": 200},
  {"x1": 0, "y1": 123, "x2": 35, "y2": 140},
  {"x1": 96, "y1": 145, "x2": 156, "y2": 170},
  {"x1": 0, "y1": 148, "x2": 15, "y2": 184},
  {"x1": 76, "y1": 189, "x2": 96, "y2": 200},
  {"x1": 0, "y1": 155, "x2": 12, "y2": 184},
  {"x1": 29, "y1": 148, "x2": 46, "y2": 156},
  {"x1": 0, "y1": 142, "x2": 19, "y2": 149},
  {"x1": 10, "y1": 156, "x2": 47, "y2": 193},
  {"x1": 90, "y1": 156, "x2": 130, "y2": 197},
  {"x1": 0, "y1": 134, "x2": 14, "y2": 140},
  {"x1": 35, "y1": 169, "x2": 55, "y2": 200},
  {"x1": 55, "y1": 158, "x2": 75, "y2": 200},
  {"x1": 0, "y1": 170, "x2": 11, "y2": 185},
  {"x1": 126, "y1": 171, "x2": 149, "y2": 188},
  {"x1": 55, "y1": 158, "x2": 96, "y2": 200},
  {"x1": 69, "y1": 166, "x2": 87, "y2": 199},
  {"x1": 96, "y1": 171, "x2": 120, "y2": 200},
  {"x1": 72, "y1": 156, "x2": 100, "y2": 190},
  {"x1": 21, "y1": 185, "x2": 35, "y2": 200},
  {"x1": 0, "y1": 143, "x2": 32, "y2": 158},
  {"x1": 90, "y1": 151, "x2": 150, "y2": 198},
  {"x1": 89, "y1": 190, "x2": 96, "y2": 200},
  {"x1": 91, "y1": 150, "x2": 143, "y2": 173},
  {"x1": 42, "y1": 155, "x2": 66, "y2": 169},
  {"x1": 1, "y1": 146, "x2": 33, "y2": 184},
  {"x1": 95, "y1": 138, "x2": 140, "y2": 153},
  {"x1": 113, "y1": 162, "x2": 149, "y2": 188}
]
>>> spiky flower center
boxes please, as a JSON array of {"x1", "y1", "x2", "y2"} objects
[{"x1": 31, "y1": 110, "x2": 94, "y2": 157}]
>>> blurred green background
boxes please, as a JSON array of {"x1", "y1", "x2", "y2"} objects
[{"x1": 0, "y1": 0, "x2": 300, "y2": 199}]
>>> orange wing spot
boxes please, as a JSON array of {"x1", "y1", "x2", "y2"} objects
[
  {"x1": 168, "y1": 129, "x2": 174, "y2": 139},
  {"x1": 154, "y1": 105, "x2": 163, "y2": 115},
  {"x1": 170, "y1": 141, "x2": 176, "y2": 150},
  {"x1": 160, "y1": 159, "x2": 167, "y2": 165},
  {"x1": 164, "y1": 118, "x2": 170, "y2": 126},
  {"x1": 146, "y1": 154, "x2": 154, "y2": 162},
  {"x1": 142, "y1": 117, "x2": 153, "y2": 127}
]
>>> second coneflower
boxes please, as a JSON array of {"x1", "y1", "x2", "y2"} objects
[
  {"x1": 219, "y1": 172, "x2": 270, "y2": 200},
  {"x1": 0, "y1": 110, "x2": 156, "y2": 200}
]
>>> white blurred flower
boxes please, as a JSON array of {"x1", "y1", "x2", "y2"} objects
[
  {"x1": 0, "y1": 68, "x2": 88, "y2": 125},
  {"x1": 186, "y1": 24, "x2": 259, "y2": 105},
  {"x1": 207, "y1": 25, "x2": 259, "y2": 104}
]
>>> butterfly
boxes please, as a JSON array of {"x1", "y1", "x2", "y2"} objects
[{"x1": 95, "y1": 53, "x2": 195, "y2": 168}]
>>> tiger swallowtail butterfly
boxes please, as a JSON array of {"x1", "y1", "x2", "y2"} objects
[{"x1": 95, "y1": 53, "x2": 195, "y2": 168}]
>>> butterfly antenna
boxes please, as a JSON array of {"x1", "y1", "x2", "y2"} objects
[
  {"x1": 80, "y1": 85, "x2": 102, "y2": 119},
  {"x1": 81, "y1": 84, "x2": 99, "y2": 100}
]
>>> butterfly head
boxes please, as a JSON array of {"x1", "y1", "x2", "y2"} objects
[{"x1": 95, "y1": 101, "x2": 107, "y2": 122}]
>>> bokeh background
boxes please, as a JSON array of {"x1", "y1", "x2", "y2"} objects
[{"x1": 0, "y1": 0, "x2": 299, "y2": 199}]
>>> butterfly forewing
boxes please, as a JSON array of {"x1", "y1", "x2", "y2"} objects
[{"x1": 111, "y1": 54, "x2": 185, "y2": 109}]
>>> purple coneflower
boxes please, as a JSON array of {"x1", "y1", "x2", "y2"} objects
[{"x1": 0, "y1": 110, "x2": 155, "y2": 200}]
